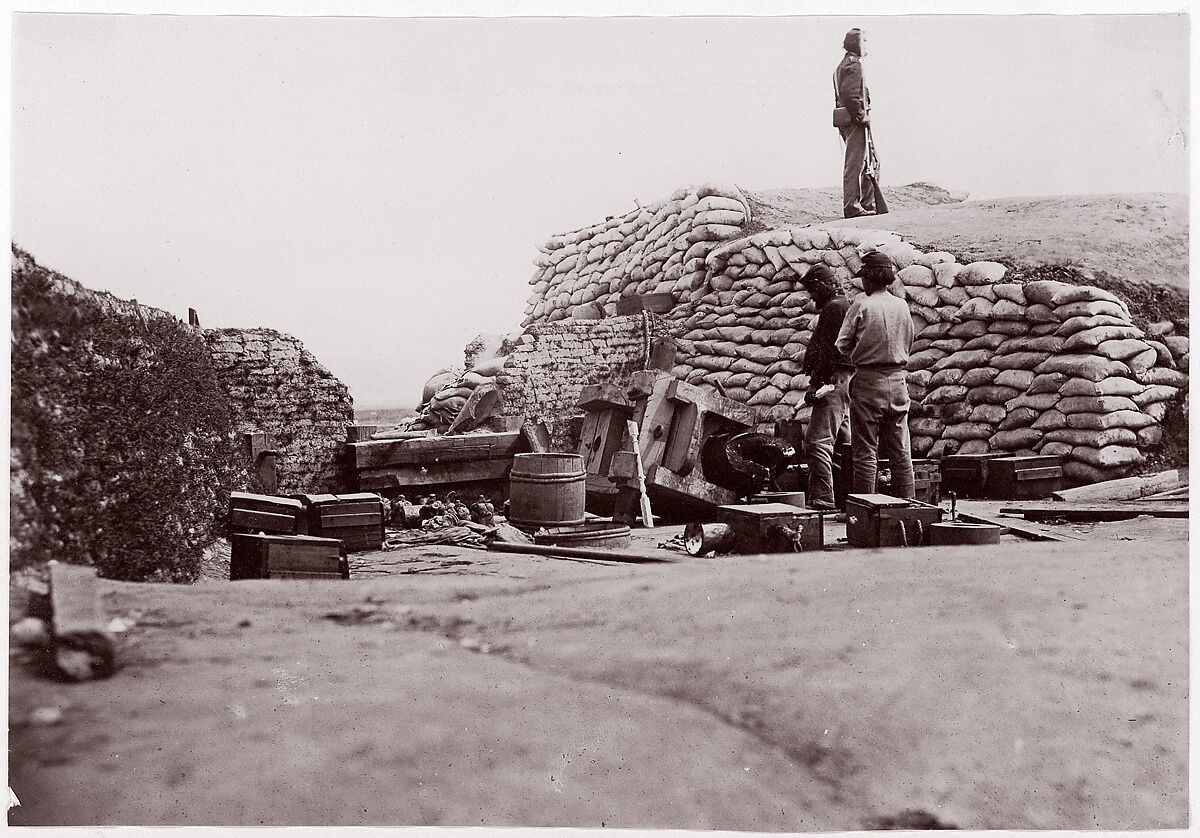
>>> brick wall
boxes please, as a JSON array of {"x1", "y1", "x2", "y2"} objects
[
  {"x1": 203, "y1": 328, "x2": 355, "y2": 493},
  {"x1": 493, "y1": 315, "x2": 657, "y2": 448}
]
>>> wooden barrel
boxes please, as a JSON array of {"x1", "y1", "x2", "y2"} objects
[
  {"x1": 508, "y1": 453, "x2": 586, "y2": 527},
  {"x1": 929, "y1": 521, "x2": 1002, "y2": 546},
  {"x1": 534, "y1": 522, "x2": 632, "y2": 550}
]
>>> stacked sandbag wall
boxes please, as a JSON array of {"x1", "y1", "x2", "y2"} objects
[{"x1": 523, "y1": 183, "x2": 753, "y2": 325}]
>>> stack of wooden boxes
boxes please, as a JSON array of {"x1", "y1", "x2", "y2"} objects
[{"x1": 295, "y1": 493, "x2": 385, "y2": 553}]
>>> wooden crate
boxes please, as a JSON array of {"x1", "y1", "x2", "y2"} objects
[
  {"x1": 984, "y1": 455, "x2": 1064, "y2": 500},
  {"x1": 306, "y1": 492, "x2": 385, "y2": 553},
  {"x1": 715, "y1": 503, "x2": 825, "y2": 553},
  {"x1": 230, "y1": 533, "x2": 347, "y2": 580},
  {"x1": 939, "y1": 454, "x2": 1007, "y2": 499},
  {"x1": 229, "y1": 492, "x2": 303, "y2": 536},
  {"x1": 845, "y1": 494, "x2": 944, "y2": 548}
]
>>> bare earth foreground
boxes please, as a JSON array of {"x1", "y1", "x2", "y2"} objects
[{"x1": 10, "y1": 509, "x2": 1188, "y2": 830}]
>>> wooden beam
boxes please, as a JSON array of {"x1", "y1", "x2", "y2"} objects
[
  {"x1": 954, "y1": 511, "x2": 1075, "y2": 542},
  {"x1": 998, "y1": 502, "x2": 1189, "y2": 522},
  {"x1": 1050, "y1": 468, "x2": 1187, "y2": 503},
  {"x1": 349, "y1": 431, "x2": 523, "y2": 469},
  {"x1": 356, "y1": 458, "x2": 513, "y2": 490}
]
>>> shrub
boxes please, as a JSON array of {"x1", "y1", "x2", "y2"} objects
[{"x1": 11, "y1": 246, "x2": 241, "y2": 581}]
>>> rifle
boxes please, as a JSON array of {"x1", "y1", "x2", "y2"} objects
[{"x1": 863, "y1": 125, "x2": 889, "y2": 215}]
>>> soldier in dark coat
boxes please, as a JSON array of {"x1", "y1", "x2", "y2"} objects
[{"x1": 834, "y1": 28, "x2": 875, "y2": 219}]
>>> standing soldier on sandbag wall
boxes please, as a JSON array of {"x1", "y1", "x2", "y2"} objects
[
  {"x1": 834, "y1": 28, "x2": 876, "y2": 219},
  {"x1": 798, "y1": 264, "x2": 853, "y2": 511},
  {"x1": 835, "y1": 251, "x2": 915, "y2": 498}
]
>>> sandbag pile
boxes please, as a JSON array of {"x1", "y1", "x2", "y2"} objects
[
  {"x1": 522, "y1": 183, "x2": 752, "y2": 325},
  {"x1": 667, "y1": 225, "x2": 921, "y2": 423},
  {"x1": 403, "y1": 334, "x2": 514, "y2": 433}
]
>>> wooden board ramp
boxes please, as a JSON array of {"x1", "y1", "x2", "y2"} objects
[
  {"x1": 48, "y1": 561, "x2": 116, "y2": 681},
  {"x1": 999, "y1": 502, "x2": 1189, "y2": 522}
]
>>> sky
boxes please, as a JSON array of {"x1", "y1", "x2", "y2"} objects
[{"x1": 10, "y1": 7, "x2": 1190, "y2": 408}]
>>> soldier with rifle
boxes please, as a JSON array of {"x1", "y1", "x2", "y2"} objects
[{"x1": 833, "y1": 28, "x2": 888, "y2": 219}]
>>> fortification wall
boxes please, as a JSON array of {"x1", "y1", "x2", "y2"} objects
[
  {"x1": 493, "y1": 316, "x2": 658, "y2": 449},
  {"x1": 519, "y1": 190, "x2": 1189, "y2": 486},
  {"x1": 204, "y1": 328, "x2": 354, "y2": 493}
]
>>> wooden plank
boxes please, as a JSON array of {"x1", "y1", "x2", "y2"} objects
[
  {"x1": 230, "y1": 492, "x2": 303, "y2": 513},
  {"x1": 954, "y1": 512, "x2": 1074, "y2": 542},
  {"x1": 345, "y1": 425, "x2": 378, "y2": 443},
  {"x1": 1015, "y1": 466, "x2": 1064, "y2": 481},
  {"x1": 662, "y1": 399, "x2": 699, "y2": 474},
  {"x1": 229, "y1": 508, "x2": 298, "y2": 533},
  {"x1": 999, "y1": 502, "x2": 1189, "y2": 522},
  {"x1": 521, "y1": 421, "x2": 551, "y2": 453},
  {"x1": 48, "y1": 562, "x2": 116, "y2": 681},
  {"x1": 350, "y1": 431, "x2": 523, "y2": 469},
  {"x1": 614, "y1": 291, "x2": 676, "y2": 316},
  {"x1": 357, "y1": 458, "x2": 513, "y2": 490},
  {"x1": 317, "y1": 512, "x2": 381, "y2": 528},
  {"x1": 1050, "y1": 468, "x2": 1187, "y2": 503},
  {"x1": 577, "y1": 383, "x2": 633, "y2": 412},
  {"x1": 318, "y1": 501, "x2": 381, "y2": 515}
]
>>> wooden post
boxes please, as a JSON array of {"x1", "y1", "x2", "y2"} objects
[{"x1": 48, "y1": 562, "x2": 116, "y2": 681}]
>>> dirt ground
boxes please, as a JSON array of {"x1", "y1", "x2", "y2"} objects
[{"x1": 8, "y1": 503, "x2": 1189, "y2": 829}]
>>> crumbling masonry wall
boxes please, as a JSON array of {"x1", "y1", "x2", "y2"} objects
[
  {"x1": 204, "y1": 328, "x2": 354, "y2": 493},
  {"x1": 493, "y1": 316, "x2": 657, "y2": 449}
]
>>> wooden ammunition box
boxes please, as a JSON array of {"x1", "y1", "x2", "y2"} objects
[
  {"x1": 715, "y1": 503, "x2": 825, "y2": 553},
  {"x1": 938, "y1": 454, "x2": 1007, "y2": 499},
  {"x1": 229, "y1": 492, "x2": 303, "y2": 536},
  {"x1": 983, "y1": 455, "x2": 1065, "y2": 500},
  {"x1": 845, "y1": 493, "x2": 944, "y2": 548},
  {"x1": 230, "y1": 533, "x2": 347, "y2": 580},
  {"x1": 912, "y1": 459, "x2": 942, "y2": 505},
  {"x1": 305, "y1": 492, "x2": 385, "y2": 553}
]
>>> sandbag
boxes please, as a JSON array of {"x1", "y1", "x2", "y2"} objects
[
  {"x1": 1132, "y1": 384, "x2": 1181, "y2": 406},
  {"x1": 997, "y1": 406, "x2": 1039, "y2": 430},
  {"x1": 1029, "y1": 372, "x2": 1069, "y2": 394},
  {"x1": 929, "y1": 338, "x2": 968, "y2": 354},
  {"x1": 967, "y1": 385, "x2": 1022, "y2": 405},
  {"x1": 1024, "y1": 303, "x2": 1059, "y2": 323},
  {"x1": 1134, "y1": 367, "x2": 1189, "y2": 388},
  {"x1": 1049, "y1": 284, "x2": 1124, "y2": 308},
  {"x1": 962, "y1": 334, "x2": 1008, "y2": 352},
  {"x1": 938, "y1": 286, "x2": 970, "y2": 306},
  {"x1": 1063, "y1": 460, "x2": 1115, "y2": 486},
  {"x1": 1137, "y1": 426, "x2": 1164, "y2": 448},
  {"x1": 1054, "y1": 300, "x2": 1128, "y2": 321},
  {"x1": 908, "y1": 348, "x2": 947, "y2": 371},
  {"x1": 942, "y1": 422, "x2": 994, "y2": 441},
  {"x1": 940, "y1": 401, "x2": 973, "y2": 424},
  {"x1": 907, "y1": 286, "x2": 942, "y2": 308},
  {"x1": 694, "y1": 209, "x2": 746, "y2": 227},
  {"x1": 990, "y1": 299, "x2": 1027, "y2": 320},
  {"x1": 958, "y1": 297, "x2": 995, "y2": 321},
  {"x1": 991, "y1": 428, "x2": 1042, "y2": 450},
  {"x1": 965, "y1": 284, "x2": 998, "y2": 302},
  {"x1": 957, "y1": 261, "x2": 1007, "y2": 286},
  {"x1": 1054, "y1": 314, "x2": 1130, "y2": 339},
  {"x1": 1061, "y1": 326, "x2": 1143, "y2": 351},
  {"x1": 926, "y1": 384, "x2": 969, "y2": 404},
  {"x1": 907, "y1": 369, "x2": 934, "y2": 388},
  {"x1": 1071, "y1": 444, "x2": 1145, "y2": 469},
  {"x1": 910, "y1": 417, "x2": 945, "y2": 437},
  {"x1": 992, "y1": 369, "x2": 1034, "y2": 391},
  {"x1": 992, "y1": 283, "x2": 1028, "y2": 304},
  {"x1": 1044, "y1": 427, "x2": 1139, "y2": 448},
  {"x1": 968, "y1": 404, "x2": 1007, "y2": 425},
  {"x1": 961, "y1": 367, "x2": 1001, "y2": 387},
  {"x1": 1057, "y1": 376, "x2": 1143, "y2": 398},
  {"x1": 1034, "y1": 354, "x2": 1131, "y2": 382},
  {"x1": 927, "y1": 439, "x2": 961, "y2": 459},
  {"x1": 1143, "y1": 401, "x2": 1171, "y2": 423},
  {"x1": 1100, "y1": 337, "x2": 1150, "y2": 362},
  {"x1": 1056, "y1": 395, "x2": 1140, "y2": 415},
  {"x1": 928, "y1": 368, "x2": 966, "y2": 387},
  {"x1": 1038, "y1": 441, "x2": 1073, "y2": 458},
  {"x1": 1021, "y1": 335, "x2": 1066, "y2": 353},
  {"x1": 898, "y1": 264, "x2": 936, "y2": 287},
  {"x1": 1022, "y1": 280, "x2": 1074, "y2": 305},
  {"x1": 957, "y1": 439, "x2": 991, "y2": 455},
  {"x1": 936, "y1": 349, "x2": 995, "y2": 371},
  {"x1": 1007, "y1": 392, "x2": 1062, "y2": 411},
  {"x1": 1064, "y1": 410, "x2": 1156, "y2": 431},
  {"x1": 990, "y1": 320, "x2": 1033, "y2": 337},
  {"x1": 1030, "y1": 409, "x2": 1068, "y2": 431},
  {"x1": 992, "y1": 352, "x2": 1051, "y2": 371}
]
